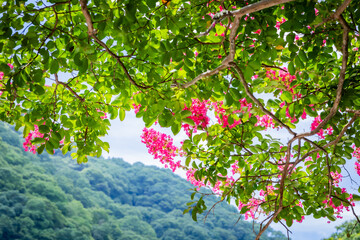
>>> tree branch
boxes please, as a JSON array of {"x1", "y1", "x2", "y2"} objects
[
  {"x1": 315, "y1": 0, "x2": 352, "y2": 28},
  {"x1": 179, "y1": 0, "x2": 294, "y2": 88},
  {"x1": 289, "y1": 14, "x2": 350, "y2": 143},
  {"x1": 230, "y1": 62, "x2": 296, "y2": 136},
  {"x1": 79, "y1": 0, "x2": 149, "y2": 90}
]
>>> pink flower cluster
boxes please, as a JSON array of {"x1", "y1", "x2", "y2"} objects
[
  {"x1": 330, "y1": 171, "x2": 342, "y2": 187},
  {"x1": 96, "y1": 109, "x2": 108, "y2": 119},
  {"x1": 133, "y1": 103, "x2": 141, "y2": 114},
  {"x1": 352, "y1": 145, "x2": 360, "y2": 159},
  {"x1": 255, "y1": 115, "x2": 275, "y2": 130},
  {"x1": 323, "y1": 194, "x2": 354, "y2": 220},
  {"x1": 182, "y1": 99, "x2": 210, "y2": 136},
  {"x1": 275, "y1": 18, "x2": 286, "y2": 30},
  {"x1": 355, "y1": 162, "x2": 360, "y2": 176},
  {"x1": 238, "y1": 198, "x2": 264, "y2": 220},
  {"x1": 141, "y1": 128, "x2": 181, "y2": 172},
  {"x1": 231, "y1": 160, "x2": 239, "y2": 174},
  {"x1": 352, "y1": 145, "x2": 360, "y2": 176},
  {"x1": 23, "y1": 125, "x2": 44, "y2": 154},
  {"x1": 295, "y1": 201, "x2": 305, "y2": 223},
  {"x1": 259, "y1": 185, "x2": 275, "y2": 197},
  {"x1": 310, "y1": 115, "x2": 333, "y2": 139},
  {"x1": 186, "y1": 168, "x2": 205, "y2": 190},
  {"x1": 213, "y1": 98, "x2": 252, "y2": 129}
]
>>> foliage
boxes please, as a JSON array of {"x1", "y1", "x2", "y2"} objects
[
  {"x1": 0, "y1": 0, "x2": 360, "y2": 238},
  {"x1": 0, "y1": 123, "x2": 285, "y2": 240}
]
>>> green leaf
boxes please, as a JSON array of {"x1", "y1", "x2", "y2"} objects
[
  {"x1": 34, "y1": 85, "x2": 45, "y2": 95},
  {"x1": 171, "y1": 120, "x2": 180, "y2": 134},
  {"x1": 288, "y1": 61, "x2": 295, "y2": 75},
  {"x1": 181, "y1": 110, "x2": 192, "y2": 119},
  {"x1": 295, "y1": 56, "x2": 305, "y2": 69},
  {"x1": 281, "y1": 91, "x2": 293, "y2": 103},
  {"x1": 50, "y1": 60, "x2": 59, "y2": 74},
  {"x1": 298, "y1": 50, "x2": 308, "y2": 62},
  {"x1": 192, "y1": 208, "x2": 198, "y2": 221},
  {"x1": 45, "y1": 141, "x2": 54, "y2": 154},
  {"x1": 119, "y1": 109, "x2": 125, "y2": 121},
  {"x1": 39, "y1": 125, "x2": 50, "y2": 133},
  {"x1": 37, "y1": 144, "x2": 45, "y2": 154},
  {"x1": 0, "y1": 63, "x2": 11, "y2": 75},
  {"x1": 183, "y1": 118, "x2": 195, "y2": 126},
  {"x1": 285, "y1": 217, "x2": 293, "y2": 227},
  {"x1": 352, "y1": 194, "x2": 360, "y2": 201},
  {"x1": 185, "y1": 156, "x2": 191, "y2": 167}
]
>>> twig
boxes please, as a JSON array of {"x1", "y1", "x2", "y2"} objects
[{"x1": 79, "y1": 0, "x2": 149, "y2": 90}]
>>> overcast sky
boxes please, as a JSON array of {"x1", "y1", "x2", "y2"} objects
[{"x1": 102, "y1": 111, "x2": 360, "y2": 240}]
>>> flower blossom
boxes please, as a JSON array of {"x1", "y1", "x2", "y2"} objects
[{"x1": 141, "y1": 128, "x2": 181, "y2": 172}]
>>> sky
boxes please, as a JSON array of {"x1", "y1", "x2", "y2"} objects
[{"x1": 102, "y1": 111, "x2": 360, "y2": 240}]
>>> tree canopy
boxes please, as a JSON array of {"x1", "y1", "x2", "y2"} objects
[{"x1": 0, "y1": 0, "x2": 360, "y2": 238}]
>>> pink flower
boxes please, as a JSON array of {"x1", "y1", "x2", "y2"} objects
[
  {"x1": 275, "y1": 18, "x2": 286, "y2": 30},
  {"x1": 295, "y1": 35, "x2": 300, "y2": 41},
  {"x1": 96, "y1": 109, "x2": 108, "y2": 119},
  {"x1": 254, "y1": 29, "x2": 261, "y2": 35},
  {"x1": 315, "y1": 8, "x2": 319, "y2": 16},
  {"x1": 327, "y1": 126, "x2": 333, "y2": 135},
  {"x1": 133, "y1": 103, "x2": 141, "y2": 114},
  {"x1": 195, "y1": 51, "x2": 198, "y2": 57},
  {"x1": 251, "y1": 75, "x2": 259, "y2": 80},
  {"x1": 301, "y1": 109, "x2": 307, "y2": 119}
]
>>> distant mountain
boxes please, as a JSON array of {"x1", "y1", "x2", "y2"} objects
[{"x1": 0, "y1": 123, "x2": 286, "y2": 240}]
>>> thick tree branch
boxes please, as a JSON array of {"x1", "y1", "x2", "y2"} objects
[
  {"x1": 180, "y1": 0, "x2": 294, "y2": 88},
  {"x1": 288, "y1": 14, "x2": 350, "y2": 144},
  {"x1": 315, "y1": 0, "x2": 352, "y2": 27},
  {"x1": 196, "y1": 0, "x2": 294, "y2": 38}
]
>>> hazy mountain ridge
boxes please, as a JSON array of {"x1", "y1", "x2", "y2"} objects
[{"x1": 0, "y1": 123, "x2": 286, "y2": 240}]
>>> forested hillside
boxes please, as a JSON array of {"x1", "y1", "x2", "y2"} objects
[
  {"x1": 323, "y1": 220, "x2": 360, "y2": 240},
  {"x1": 0, "y1": 123, "x2": 285, "y2": 240}
]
